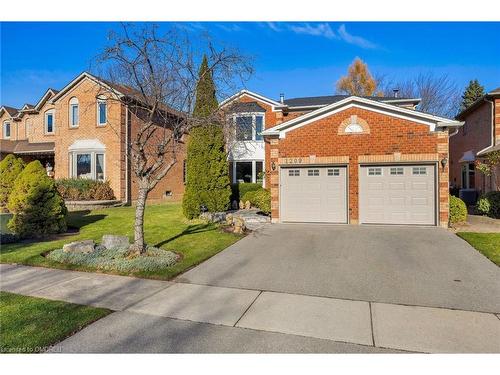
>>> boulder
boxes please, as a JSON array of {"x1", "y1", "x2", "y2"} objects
[
  {"x1": 62, "y1": 240, "x2": 95, "y2": 254},
  {"x1": 244, "y1": 201, "x2": 251, "y2": 210},
  {"x1": 239, "y1": 200, "x2": 245, "y2": 209},
  {"x1": 233, "y1": 217, "x2": 246, "y2": 234},
  {"x1": 101, "y1": 235, "x2": 130, "y2": 249},
  {"x1": 225, "y1": 213, "x2": 234, "y2": 225}
]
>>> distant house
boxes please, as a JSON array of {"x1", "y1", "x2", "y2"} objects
[
  {"x1": 0, "y1": 72, "x2": 187, "y2": 203},
  {"x1": 449, "y1": 87, "x2": 500, "y2": 203}
]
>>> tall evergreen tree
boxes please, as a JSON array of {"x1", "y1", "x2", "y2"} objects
[
  {"x1": 460, "y1": 79, "x2": 485, "y2": 112},
  {"x1": 182, "y1": 55, "x2": 231, "y2": 219}
]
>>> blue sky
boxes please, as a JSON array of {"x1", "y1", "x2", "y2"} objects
[{"x1": 1, "y1": 22, "x2": 499, "y2": 108}]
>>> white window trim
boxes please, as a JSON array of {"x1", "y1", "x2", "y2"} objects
[
  {"x1": 97, "y1": 99, "x2": 107, "y2": 126},
  {"x1": 461, "y1": 163, "x2": 474, "y2": 189},
  {"x1": 69, "y1": 97, "x2": 79, "y2": 128},
  {"x1": 232, "y1": 112, "x2": 265, "y2": 142},
  {"x1": 3, "y1": 121, "x2": 11, "y2": 139},
  {"x1": 44, "y1": 110, "x2": 55, "y2": 134},
  {"x1": 69, "y1": 150, "x2": 106, "y2": 181}
]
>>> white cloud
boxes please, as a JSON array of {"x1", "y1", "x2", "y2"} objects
[
  {"x1": 337, "y1": 24, "x2": 378, "y2": 49},
  {"x1": 289, "y1": 23, "x2": 337, "y2": 39}
]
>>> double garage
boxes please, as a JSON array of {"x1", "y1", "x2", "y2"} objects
[{"x1": 279, "y1": 164, "x2": 437, "y2": 226}]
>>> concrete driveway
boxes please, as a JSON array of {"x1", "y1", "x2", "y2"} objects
[{"x1": 180, "y1": 224, "x2": 500, "y2": 314}]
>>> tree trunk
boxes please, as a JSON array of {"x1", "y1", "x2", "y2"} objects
[{"x1": 132, "y1": 184, "x2": 148, "y2": 254}]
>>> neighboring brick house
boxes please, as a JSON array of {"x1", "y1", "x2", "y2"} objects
[
  {"x1": 222, "y1": 90, "x2": 463, "y2": 227},
  {"x1": 0, "y1": 72, "x2": 187, "y2": 203},
  {"x1": 449, "y1": 87, "x2": 500, "y2": 203}
]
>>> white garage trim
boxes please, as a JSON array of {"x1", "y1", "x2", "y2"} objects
[
  {"x1": 358, "y1": 163, "x2": 438, "y2": 226},
  {"x1": 279, "y1": 164, "x2": 349, "y2": 224}
]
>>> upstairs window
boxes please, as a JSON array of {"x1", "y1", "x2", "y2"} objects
[
  {"x1": 234, "y1": 114, "x2": 264, "y2": 141},
  {"x1": 97, "y1": 98, "x2": 107, "y2": 126},
  {"x1": 3, "y1": 122, "x2": 11, "y2": 138},
  {"x1": 45, "y1": 110, "x2": 55, "y2": 134},
  {"x1": 69, "y1": 97, "x2": 79, "y2": 127}
]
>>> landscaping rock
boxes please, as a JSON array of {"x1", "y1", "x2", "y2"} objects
[
  {"x1": 101, "y1": 235, "x2": 130, "y2": 249},
  {"x1": 239, "y1": 200, "x2": 245, "y2": 209},
  {"x1": 62, "y1": 240, "x2": 95, "y2": 254},
  {"x1": 225, "y1": 213, "x2": 234, "y2": 225},
  {"x1": 244, "y1": 201, "x2": 251, "y2": 210},
  {"x1": 233, "y1": 217, "x2": 246, "y2": 234},
  {"x1": 200, "y1": 212, "x2": 227, "y2": 223}
]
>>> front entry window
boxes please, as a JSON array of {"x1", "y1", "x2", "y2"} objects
[
  {"x1": 76, "y1": 154, "x2": 92, "y2": 178},
  {"x1": 232, "y1": 161, "x2": 264, "y2": 185},
  {"x1": 461, "y1": 163, "x2": 475, "y2": 189},
  {"x1": 70, "y1": 152, "x2": 105, "y2": 181}
]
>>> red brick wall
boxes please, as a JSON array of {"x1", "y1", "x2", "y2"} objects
[{"x1": 449, "y1": 101, "x2": 492, "y2": 192}]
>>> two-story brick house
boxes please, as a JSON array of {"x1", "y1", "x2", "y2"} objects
[
  {"x1": 0, "y1": 72, "x2": 187, "y2": 203},
  {"x1": 222, "y1": 90, "x2": 463, "y2": 227},
  {"x1": 449, "y1": 87, "x2": 500, "y2": 204}
]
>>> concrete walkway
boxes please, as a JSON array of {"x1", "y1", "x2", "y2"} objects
[{"x1": 1, "y1": 263, "x2": 499, "y2": 353}]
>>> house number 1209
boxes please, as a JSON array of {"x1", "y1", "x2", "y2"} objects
[{"x1": 286, "y1": 158, "x2": 303, "y2": 164}]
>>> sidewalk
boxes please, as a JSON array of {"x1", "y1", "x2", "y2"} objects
[{"x1": 1, "y1": 263, "x2": 499, "y2": 353}]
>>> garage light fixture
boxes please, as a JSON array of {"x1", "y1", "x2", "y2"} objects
[{"x1": 441, "y1": 157, "x2": 448, "y2": 170}]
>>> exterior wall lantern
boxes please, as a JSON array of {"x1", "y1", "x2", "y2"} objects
[{"x1": 440, "y1": 157, "x2": 448, "y2": 170}]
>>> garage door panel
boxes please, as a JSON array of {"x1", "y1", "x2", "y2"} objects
[
  {"x1": 281, "y1": 166, "x2": 347, "y2": 223},
  {"x1": 359, "y1": 165, "x2": 436, "y2": 225}
]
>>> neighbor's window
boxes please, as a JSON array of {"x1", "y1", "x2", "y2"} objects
[
  {"x1": 390, "y1": 167, "x2": 404, "y2": 175},
  {"x1": 3, "y1": 122, "x2": 11, "y2": 138},
  {"x1": 70, "y1": 152, "x2": 105, "y2": 181},
  {"x1": 45, "y1": 110, "x2": 55, "y2": 134},
  {"x1": 308, "y1": 169, "x2": 320, "y2": 176},
  {"x1": 97, "y1": 98, "x2": 107, "y2": 126},
  {"x1": 234, "y1": 114, "x2": 264, "y2": 141},
  {"x1": 69, "y1": 97, "x2": 79, "y2": 127},
  {"x1": 368, "y1": 167, "x2": 382, "y2": 176}
]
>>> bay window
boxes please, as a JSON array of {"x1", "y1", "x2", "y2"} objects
[
  {"x1": 231, "y1": 160, "x2": 265, "y2": 185},
  {"x1": 69, "y1": 151, "x2": 105, "y2": 180}
]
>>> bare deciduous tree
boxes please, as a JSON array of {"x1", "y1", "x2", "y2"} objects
[
  {"x1": 380, "y1": 72, "x2": 461, "y2": 118},
  {"x1": 94, "y1": 24, "x2": 252, "y2": 254}
]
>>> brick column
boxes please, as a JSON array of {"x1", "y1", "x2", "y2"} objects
[
  {"x1": 269, "y1": 137, "x2": 280, "y2": 222},
  {"x1": 437, "y1": 130, "x2": 449, "y2": 227}
]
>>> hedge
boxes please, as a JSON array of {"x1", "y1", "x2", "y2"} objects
[
  {"x1": 231, "y1": 183, "x2": 262, "y2": 203},
  {"x1": 0, "y1": 154, "x2": 25, "y2": 209},
  {"x1": 7, "y1": 160, "x2": 67, "y2": 238},
  {"x1": 449, "y1": 195, "x2": 467, "y2": 224},
  {"x1": 241, "y1": 188, "x2": 271, "y2": 214},
  {"x1": 56, "y1": 178, "x2": 115, "y2": 201},
  {"x1": 476, "y1": 191, "x2": 500, "y2": 219}
]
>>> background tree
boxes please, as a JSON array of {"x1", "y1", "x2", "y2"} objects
[
  {"x1": 336, "y1": 58, "x2": 378, "y2": 96},
  {"x1": 96, "y1": 24, "x2": 252, "y2": 253},
  {"x1": 183, "y1": 55, "x2": 232, "y2": 219},
  {"x1": 0, "y1": 154, "x2": 25, "y2": 210},
  {"x1": 475, "y1": 151, "x2": 500, "y2": 191},
  {"x1": 460, "y1": 79, "x2": 485, "y2": 112},
  {"x1": 380, "y1": 72, "x2": 461, "y2": 118},
  {"x1": 7, "y1": 160, "x2": 67, "y2": 238}
]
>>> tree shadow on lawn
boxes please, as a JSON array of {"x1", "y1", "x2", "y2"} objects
[
  {"x1": 153, "y1": 223, "x2": 216, "y2": 248},
  {"x1": 68, "y1": 210, "x2": 108, "y2": 229}
]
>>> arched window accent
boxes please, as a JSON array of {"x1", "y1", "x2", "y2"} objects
[
  {"x1": 69, "y1": 97, "x2": 79, "y2": 127},
  {"x1": 97, "y1": 96, "x2": 107, "y2": 126},
  {"x1": 44, "y1": 109, "x2": 55, "y2": 134},
  {"x1": 68, "y1": 139, "x2": 106, "y2": 181},
  {"x1": 338, "y1": 115, "x2": 370, "y2": 135}
]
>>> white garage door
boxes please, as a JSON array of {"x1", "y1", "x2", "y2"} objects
[
  {"x1": 280, "y1": 166, "x2": 348, "y2": 223},
  {"x1": 359, "y1": 165, "x2": 436, "y2": 225}
]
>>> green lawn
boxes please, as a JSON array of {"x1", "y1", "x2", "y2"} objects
[
  {"x1": 457, "y1": 232, "x2": 500, "y2": 266},
  {"x1": 0, "y1": 203, "x2": 241, "y2": 279},
  {"x1": 0, "y1": 291, "x2": 111, "y2": 353}
]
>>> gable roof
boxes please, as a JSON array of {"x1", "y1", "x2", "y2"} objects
[
  {"x1": 220, "y1": 89, "x2": 287, "y2": 111},
  {"x1": 283, "y1": 95, "x2": 421, "y2": 109},
  {"x1": 0, "y1": 106, "x2": 19, "y2": 118},
  {"x1": 262, "y1": 95, "x2": 463, "y2": 138},
  {"x1": 34, "y1": 88, "x2": 59, "y2": 111},
  {"x1": 456, "y1": 87, "x2": 500, "y2": 120}
]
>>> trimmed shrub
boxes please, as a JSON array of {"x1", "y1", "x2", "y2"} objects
[
  {"x1": 231, "y1": 183, "x2": 262, "y2": 203},
  {"x1": 55, "y1": 178, "x2": 115, "y2": 200},
  {"x1": 476, "y1": 191, "x2": 500, "y2": 219},
  {"x1": 449, "y1": 195, "x2": 467, "y2": 224},
  {"x1": 7, "y1": 160, "x2": 67, "y2": 238},
  {"x1": 0, "y1": 154, "x2": 25, "y2": 210},
  {"x1": 242, "y1": 188, "x2": 271, "y2": 214}
]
